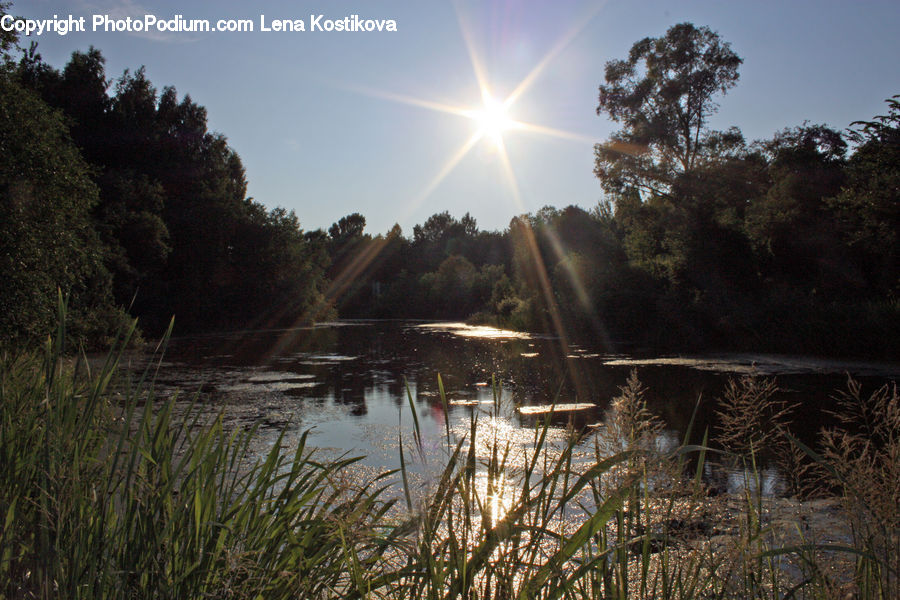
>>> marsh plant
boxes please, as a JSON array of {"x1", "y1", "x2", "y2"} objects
[
  {"x1": 597, "y1": 369, "x2": 671, "y2": 486},
  {"x1": 712, "y1": 373, "x2": 809, "y2": 496},
  {"x1": 714, "y1": 374, "x2": 795, "y2": 459},
  {"x1": 2, "y1": 304, "x2": 898, "y2": 599},
  {"x1": 813, "y1": 379, "x2": 900, "y2": 598},
  {"x1": 0, "y1": 303, "x2": 393, "y2": 599}
]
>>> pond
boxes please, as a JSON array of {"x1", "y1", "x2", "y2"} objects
[{"x1": 142, "y1": 320, "x2": 900, "y2": 497}]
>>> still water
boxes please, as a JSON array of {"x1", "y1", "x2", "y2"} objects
[{"x1": 145, "y1": 320, "x2": 899, "y2": 496}]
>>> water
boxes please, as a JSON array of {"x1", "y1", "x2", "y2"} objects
[{"x1": 142, "y1": 320, "x2": 900, "y2": 496}]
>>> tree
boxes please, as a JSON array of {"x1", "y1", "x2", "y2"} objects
[
  {"x1": 830, "y1": 96, "x2": 900, "y2": 295},
  {"x1": 328, "y1": 213, "x2": 367, "y2": 241},
  {"x1": 3, "y1": 38, "x2": 339, "y2": 337},
  {"x1": 57, "y1": 47, "x2": 110, "y2": 159},
  {"x1": 410, "y1": 211, "x2": 480, "y2": 272},
  {"x1": 413, "y1": 211, "x2": 463, "y2": 244},
  {"x1": 0, "y1": 2, "x2": 17, "y2": 66},
  {"x1": 594, "y1": 23, "x2": 742, "y2": 202},
  {"x1": 745, "y1": 125, "x2": 851, "y2": 293},
  {"x1": 0, "y1": 73, "x2": 120, "y2": 345}
]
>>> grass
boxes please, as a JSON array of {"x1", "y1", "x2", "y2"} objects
[
  {"x1": 1, "y1": 300, "x2": 897, "y2": 598},
  {"x1": 0, "y1": 299, "x2": 394, "y2": 599}
]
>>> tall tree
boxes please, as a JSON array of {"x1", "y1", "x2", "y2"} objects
[
  {"x1": 0, "y1": 2, "x2": 17, "y2": 65},
  {"x1": 830, "y1": 96, "x2": 900, "y2": 295},
  {"x1": 328, "y1": 213, "x2": 367, "y2": 241},
  {"x1": 0, "y1": 73, "x2": 119, "y2": 345},
  {"x1": 594, "y1": 22, "x2": 743, "y2": 202},
  {"x1": 745, "y1": 125, "x2": 850, "y2": 293},
  {"x1": 11, "y1": 46, "x2": 332, "y2": 334}
]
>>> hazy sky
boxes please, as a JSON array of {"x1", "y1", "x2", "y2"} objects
[{"x1": 12, "y1": 0, "x2": 900, "y2": 235}]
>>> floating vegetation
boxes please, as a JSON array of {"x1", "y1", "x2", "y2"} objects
[
  {"x1": 518, "y1": 402, "x2": 596, "y2": 414},
  {"x1": 246, "y1": 372, "x2": 316, "y2": 382},
  {"x1": 219, "y1": 380, "x2": 319, "y2": 392},
  {"x1": 603, "y1": 355, "x2": 900, "y2": 377},
  {"x1": 3, "y1": 304, "x2": 897, "y2": 599}
]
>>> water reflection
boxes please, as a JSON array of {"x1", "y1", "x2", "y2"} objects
[
  {"x1": 146, "y1": 320, "x2": 899, "y2": 497},
  {"x1": 704, "y1": 463, "x2": 786, "y2": 497},
  {"x1": 416, "y1": 322, "x2": 532, "y2": 339}
]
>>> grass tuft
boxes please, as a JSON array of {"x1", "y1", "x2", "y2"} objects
[{"x1": 1, "y1": 302, "x2": 898, "y2": 598}]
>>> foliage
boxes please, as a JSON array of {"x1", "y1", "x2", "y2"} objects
[
  {"x1": 2, "y1": 305, "x2": 900, "y2": 598},
  {"x1": 829, "y1": 96, "x2": 900, "y2": 296},
  {"x1": 0, "y1": 73, "x2": 123, "y2": 347},
  {"x1": 0, "y1": 305, "x2": 392, "y2": 599},
  {"x1": 329, "y1": 212, "x2": 367, "y2": 241},
  {"x1": 815, "y1": 379, "x2": 900, "y2": 596},
  {"x1": 594, "y1": 22, "x2": 743, "y2": 201},
  {"x1": 745, "y1": 124, "x2": 853, "y2": 295},
  {"x1": 7, "y1": 46, "x2": 332, "y2": 337},
  {"x1": 0, "y1": 2, "x2": 17, "y2": 66},
  {"x1": 763, "y1": 377, "x2": 900, "y2": 599},
  {"x1": 586, "y1": 22, "x2": 898, "y2": 357},
  {"x1": 2, "y1": 16, "x2": 898, "y2": 359},
  {"x1": 714, "y1": 375, "x2": 794, "y2": 457}
]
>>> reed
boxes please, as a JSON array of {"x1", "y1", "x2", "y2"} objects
[
  {"x1": 1, "y1": 299, "x2": 897, "y2": 598},
  {"x1": 0, "y1": 298, "x2": 394, "y2": 599},
  {"x1": 800, "y1": 378, "x2": 900, "y2": 599}
]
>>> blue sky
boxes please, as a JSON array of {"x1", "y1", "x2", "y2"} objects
[{"x1": 12, "y1": 0, "x2": 900, "y2": 235}]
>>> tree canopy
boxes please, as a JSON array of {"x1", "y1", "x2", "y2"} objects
[
  {"x1": 0, "y1": 71, "x2": 120, "y2": 344},
  {"x1": 3, "y1": 39, "x2": 332, "y2": 343},
  {"x1": 595, "y1": 23, "x2": 743, "y2": 202},
  {"x1": 0, "y1": 16, "x2": 896, "y2": 358}
]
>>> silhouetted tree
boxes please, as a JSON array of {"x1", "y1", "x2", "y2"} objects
[
  {"x1": 595, "y1": 22, "x2": 743, "y2": 203},
  {"x1": 329, "y1": 213, "x2": 367, "y2": 241},
  {"x1": 746, "y1": 125, "x2": 852, "y2": 295},
  {"x1": 0, "y1": 73, "x2": 121, "y2": 345},
  {"x1": 830, "y1": 96, "x2": 900, "y2": 295},
  {"x1": 8, "y1": 45, "x2": 332, "y2": 334}
]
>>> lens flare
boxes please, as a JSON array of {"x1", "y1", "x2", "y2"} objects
[
  {"x1": 308, "y1": 1, "x2": 612, "y2": 369},
  {"x1": 468, "y1": 93, "x2": 515, "y2": 149}
]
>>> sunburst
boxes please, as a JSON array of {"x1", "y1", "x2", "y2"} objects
[
  {"x1": 345, "y1": 2, "x2": 602, "y2": 215},
  {"x1": 308, "y1": 3, "x2": 611, "y2": 392},
  {"x1": 467, "y1": 92, "x2": 516, "y2": 150}
]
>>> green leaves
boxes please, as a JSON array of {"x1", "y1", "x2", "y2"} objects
[
  {"x1": 0, "y1": 306, "x2": 395, "y2": 599},
  {"x1": 596, "y1": 23, "x2": 743, "y2": 199},
  {"x1": 0, "y1": 73, "x2": 118, "y2": 347}
]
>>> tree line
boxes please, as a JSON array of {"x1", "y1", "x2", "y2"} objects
[
  {"x1": 1, "y1": 14, "x2": 331, "y2": 345},
  {"x1": 1, "y1": 15, "x2": 897, "y2": 357},
  {"x1": 294, "y1": 24, "x2": 898, "y2": 357}
]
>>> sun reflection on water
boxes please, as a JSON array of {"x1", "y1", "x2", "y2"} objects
[{"x1": 416, "y1": 322, "x2": 531, "y2": 339}]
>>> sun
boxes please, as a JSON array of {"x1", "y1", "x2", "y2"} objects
[
  {"x1": 469, "y1": 93, "x2": 514, "y2": 149},
  {"x1": 346, "y1": 2, "x2": 601, "y2": 208}
]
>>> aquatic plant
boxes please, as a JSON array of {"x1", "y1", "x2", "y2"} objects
[
  {"x1": 0, "y1": 299, "x2": 393, "y2": 599},
  {"x1": 1, "y1": 300, "x2": 897, "y2": 598}
]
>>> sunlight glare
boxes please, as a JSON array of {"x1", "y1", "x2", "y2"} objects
[
  {"x1": 469, "y1": 93, "x2": 514, "y2": 149},
  {"x1": 329, "y1": 3, "x2": 610, "y2": 378}
]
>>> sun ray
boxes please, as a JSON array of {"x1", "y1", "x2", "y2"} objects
[
  {"x1": 495, "y1": 140, "x2": 568, "y2": 344},
  {"x1": 602, "y1": 139, "x2": 650, "y2": 156},
  {"x1": 493, "y1": 142, "x2": 604, "y2": 397},
  {"x1": 453, "y1": 0, "x2": 492, "y2": 103},
  {"x1": 400, "y1": 131, "x2": 484, "y2": 221},
  {"x1": 339, "y1": 83, "x2": 473, "y2": 119},
  {"x1": 493, "y1": 136, "x2": 523, "y2": 210},
  {"x1": 325, "y1": 3, "x2": 615, "y2": 371},
  {"x1": 538, "y1": 222, "x2": 615, "y2": 350},
  {"x1": 502, "y1": 1, "x2": 607, "y2": 109},
  {"x1": 508, "y1": 121, "x2": 596, "y2": 144}
]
